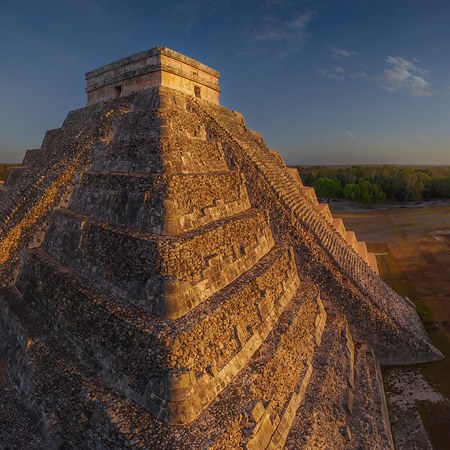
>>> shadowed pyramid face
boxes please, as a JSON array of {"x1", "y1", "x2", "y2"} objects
[{"x1": 0, "y1": 48, "x2": 442, "y2": 449}]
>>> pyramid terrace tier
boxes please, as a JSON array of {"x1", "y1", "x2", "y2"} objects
[
  {"x1": 16, "y1": 244, "x2": 301, "y2": 424},
  {"x1": 92, "y1": 134, "x2": 230, "y2": 174},
  {"x1": 0, "y1": 352, "x2": 44, "y2": 449},
  {"x1": 88, "y1": 98, "x2": 231, "y2": 174},
  {"x1": 1, "y1": 281, "x2": 332, "y2": 448},
  {"x1": 69, "y1": 171, "x2": 251, "y2": 234},
  {"x1": 285, "y1": 314, "x2": 394, "y2": 449},
  {"x1": 0, "y1": 286, "x2": 150, "y2": 448},
  {"x1": 42, "y1": 207, "x2": 275, "y2": 319},
  {"x1": 286, "y1": 314, "x2": 356, "y2": 449},
  {"x1": 211, "y1": 285, "x2": 326, "y2": 449}
]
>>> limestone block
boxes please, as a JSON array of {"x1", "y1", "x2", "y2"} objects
[
  {"x1": 368, "y1": 252, "x2": 380, "y2": 275},
  {"x1": 358, "y1": 241, "x2": 369, "y2": 264},
  {"x1": 301, "y1": 186, "x2": 318, "y2": 205},
  {"x1": 4, "y1": 167, "x2": 26, "y2": 187},
  {"x1": 287, "y1": 167, "x2": 303, "y2": 186},
  {"x1": 332, "y1": 218, "x2": 346, "y2": 237},
  {"x1": 249, "y1": 401, "x2": 266, "y2": 422},
  {"x1": 345, "y1": 231, "x2": 358, "y2": 253},
  {"x1": 317, "y1": 203, "x2": 333, "y2": 225},
  {"x1": 22, "y1": 149, "x2": 43, "y2": 166}
]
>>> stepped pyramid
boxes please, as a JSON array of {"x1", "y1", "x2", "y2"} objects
[{"x1": 0, "y1": 47, "x2": 442, "y2": 449}]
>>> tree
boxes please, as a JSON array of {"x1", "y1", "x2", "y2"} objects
[
  {"x1": 313, "y1": 177, "x2": 342, "y2": 202},
  {"x1": 392, "y1": 168, "x2": 427, "y2": 203},
  {"x1": 344, "y1": 179, "x2": 386, "y2": 206},
  {"x1": 359, "y1": 179, "x2": 386, "y2": 205},
  {"x1": 343, "y1": 183, "x2": 361, "y2": 204}
]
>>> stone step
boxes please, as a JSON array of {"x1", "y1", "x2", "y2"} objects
[
  {"x1": 284, "y1": 314, "x2": 395, "y2": 450},
  {"x1": 0, "y1": 280, "x2": 327, "y2": 448},
  {"x1": 0, "y1": 287, "x2": 135, "y2": 448},
  {"x1": 346, "y1": 344, "x2": 395, "y2": 450},
  {"x1": 317, "y1": 203, "x2": 334, "y2": 225},
  {"x1": 0, "y1": 359, "x2": 44, "y2": 449},
  {"x1": 284, "y1": 313, "x2": 356, "y2": 449},
  {"x1": 69, "y1": 170, "x2": 251, "y2": 234},
  {"x1": 42, "y1": 207, "x2": 275, "y2": 318},
  {"x1": 190, "y1": 283, "x2": 327, "y2": 449},
  {"x1": 91, "y1": 138, "x2": 230, "y2": 174},
  {"x1": 17, "y1": 243, "x2": 300, "y2": 424},
  {"x1": 3, "y1": 166, "x2": 27, "y2": 187}
]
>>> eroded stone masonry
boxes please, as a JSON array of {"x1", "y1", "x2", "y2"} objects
[{"x1": 0, "y1": 47, "x2": 443, "y2": 449}]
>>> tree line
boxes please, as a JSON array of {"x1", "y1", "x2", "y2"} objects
[{"x1": 293, "y1": 165, "x2": 450, "y2": 206}]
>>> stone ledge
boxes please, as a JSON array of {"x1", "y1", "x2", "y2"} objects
[
  {"x1": 69, "y1": 171, "x2": 251, "y2": 234},
  {"x1": 85, "y1": 47, "x2": 219, "y2": 82},
  {"x1": 43, "y1": 207, "x2": 275, "y2": 318},
  {"x1": 16, "y1": 244, "x2": 302, "y2": 424}
]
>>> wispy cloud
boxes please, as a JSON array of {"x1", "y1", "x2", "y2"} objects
[
  {"x1": 318, "y1": 65, "x2": 346, "y2": 80},
  {"x1": 318, "y1": 65, "x2": 366, "y2": 81},
  {"x1": 319, "y1": 46, "x2": 366, "y2": 80},
  {"x1": 243, "y1": 1, "x2": 318, "y2": 61},
  {"x1": 319, "y1": 48, "x2": 435, "y2": 97},
  {"x1": 251, "y1": 12, "x2": 313, "y2": 41},
  {"x1": 310, "y1": 130, "x2": 357, "y2": 142},
  {"x1": 169, "y1": 0, "x2": 318, "y2": 62},
  {"x1": 380, "y1": 56, "x2": 433, "y2": 97},
  {"x1": 407, "y1": 134, "x2": 433, "y2": 142},
  {"x1": 345, "y1": 130, "x2": 356, "y2": 141},
  {"x1": 330, "y1": 47, "x2": 358, "y2": 61}
]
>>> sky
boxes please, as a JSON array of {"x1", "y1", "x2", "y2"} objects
[{"x1": 0, "y1": 0, "x2": 449, "y2": 165}]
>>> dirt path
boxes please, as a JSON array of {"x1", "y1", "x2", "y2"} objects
[{"x1": 331, "y1": 203, "x2": 450, "y2": 449}]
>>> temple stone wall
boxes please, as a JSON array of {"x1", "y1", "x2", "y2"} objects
[{"x1": 85, "y1": 47, "x2": 220, "y2": 105}]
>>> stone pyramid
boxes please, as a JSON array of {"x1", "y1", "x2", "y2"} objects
[{"x1": 0, "y1": 47, "x2": 442, "y2": 449}]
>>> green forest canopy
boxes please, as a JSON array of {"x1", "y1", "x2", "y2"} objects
[{"x1": 292, "y1": 166, "x2": 450, "y2": 204}]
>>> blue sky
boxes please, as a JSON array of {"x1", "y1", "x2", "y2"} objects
[{"x1": 0, "y1": 0, "x2": 449, "y2": 164}]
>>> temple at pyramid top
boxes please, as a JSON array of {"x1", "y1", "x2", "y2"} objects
[{"x1": 85, "y1": 46, "x2": 221, "y2": 105}]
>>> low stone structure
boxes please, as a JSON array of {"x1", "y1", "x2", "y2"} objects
[{"x1": 0, "y1": 47, "x2": 442, "y2": 448}]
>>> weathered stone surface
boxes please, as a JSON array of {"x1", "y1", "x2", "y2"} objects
[{"x1": 0, "y1": 47, "x2": 442, "y2": 448}]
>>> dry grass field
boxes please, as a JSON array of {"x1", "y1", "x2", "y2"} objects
[{"x1": 331, "y1": 202, "x2": 450, "y2": 449}]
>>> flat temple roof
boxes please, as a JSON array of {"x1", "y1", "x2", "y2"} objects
[{"x1": 85, "y1": 46, "x2": 220, "y2": 80}]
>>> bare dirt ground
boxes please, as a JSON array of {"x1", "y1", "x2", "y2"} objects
[{"x1": 331, "y1": 202, "x2": 450, "y2": 450}]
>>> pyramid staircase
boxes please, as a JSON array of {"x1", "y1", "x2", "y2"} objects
[{"x1": 0, "y1": 47, "x2": 442, "y2": 448}]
